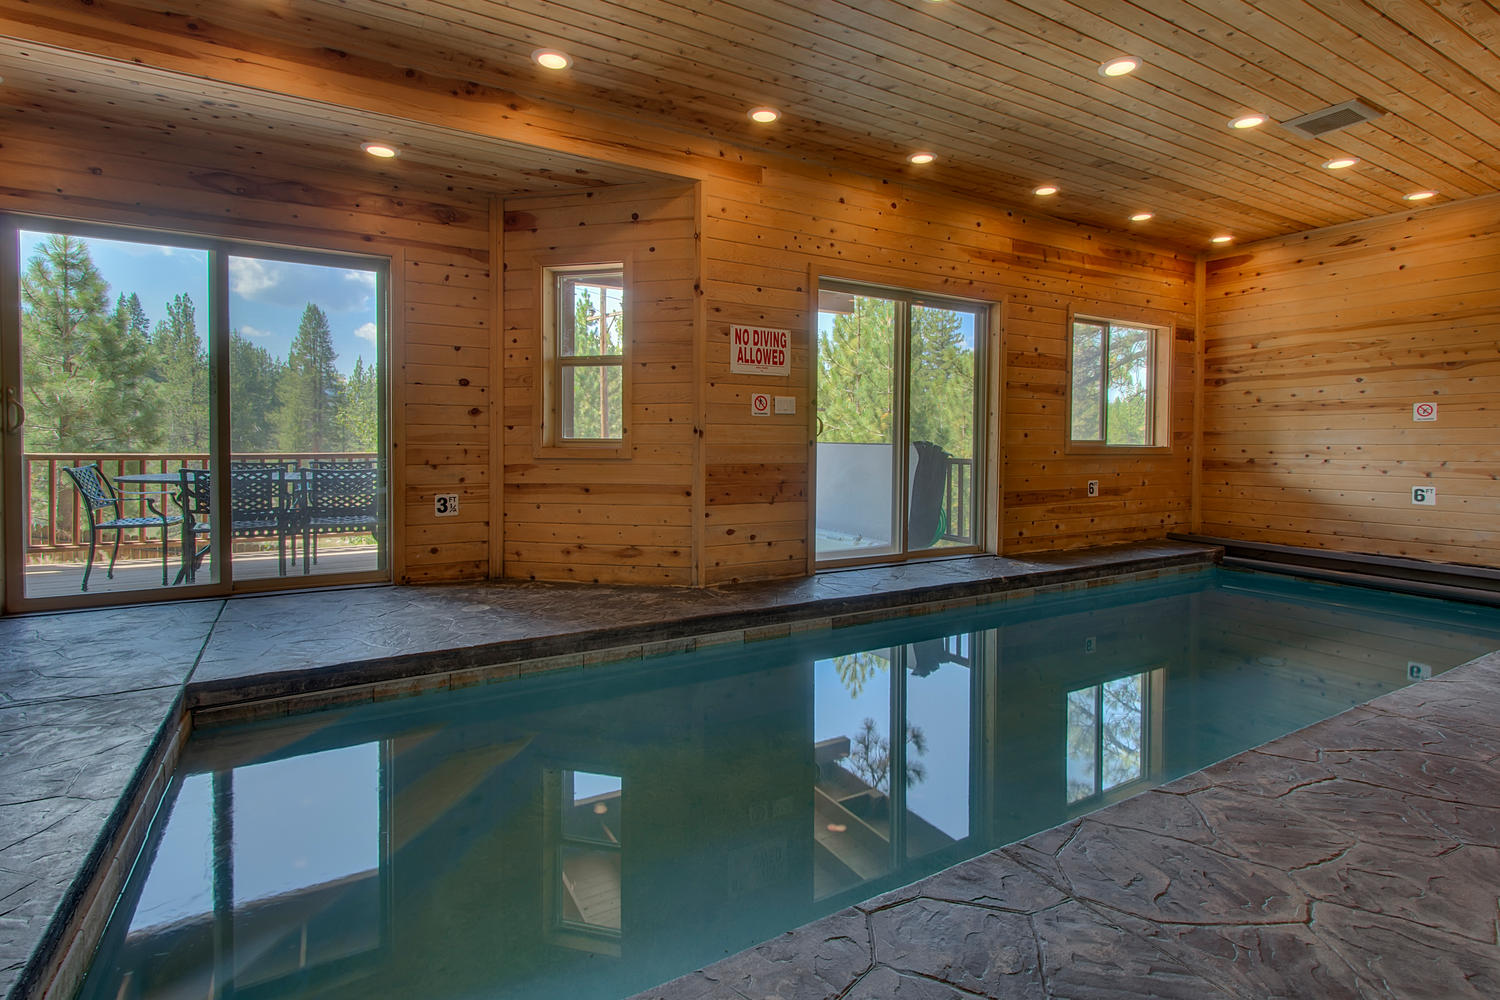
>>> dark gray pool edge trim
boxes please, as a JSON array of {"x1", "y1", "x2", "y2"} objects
[
  {"x1": 627, "y1": 649, "x2": 1500, "y2": 1000},
  {"x1": 184, "y1": 547, "x2": 1221, "y2": 719},
  {"x1": 20, "y1": 699, "x2": 193, "y2": 1000}
]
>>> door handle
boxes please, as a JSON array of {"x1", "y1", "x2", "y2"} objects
[
  {"x1": 2, "y1": 387, "x2": 23, "y2": 434},
  {"x1": 816, "y1": 415, "x2": 824, "y2": 438}
]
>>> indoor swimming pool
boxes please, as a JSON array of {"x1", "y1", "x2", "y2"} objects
[{"x1": 75, "y1": 567, "x2": 1500, "y2": 1000}]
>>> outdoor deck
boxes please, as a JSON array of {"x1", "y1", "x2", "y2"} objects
[{"x1": 22, "y1": 545, "x2": 382, "y2": 599}]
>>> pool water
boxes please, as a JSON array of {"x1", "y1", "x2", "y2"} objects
[{"x1": 77, "y1": 568, "x2": 1500, "y2": 1000}]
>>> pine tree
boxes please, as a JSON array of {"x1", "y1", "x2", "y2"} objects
[
  {"x1": 229, "y1": 331, "x2": 285, "y2": 453},
  {"x1": 117, "y1": 292, "x2": 151, "y2": 340},
  {"x1": 817, "y1": 296, "x2": 975, "y2": 456},
  {"x1": 153, "y1": 293, "x2": 210, "y2": 451},
  {"x1": 20, "y1": 235, "x2": 117, "y2": 451},
  {"x1": 274, "y1": 303, "x2": 344, "y2": 453},
  {"x1": 817, "y1": 296, "x2": 896, "y2": 446},
  {"x1": 88, "y1": 295, "x2": 162, "y2": 450},
  {"x1": 338, "y1": 356, "x2": 380, "y2": 452}
]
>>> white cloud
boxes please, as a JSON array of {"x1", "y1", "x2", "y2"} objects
[
  {"x1": 237, "y1": 324, "x2": 276, "y2": 339},
  {"x1": 228, "y1": 257, "x2": 376, "y2": 313},
  {"x1": 353, "y1": 322, "x2": 378, "y2": 344}
]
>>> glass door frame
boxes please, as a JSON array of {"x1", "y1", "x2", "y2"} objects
[
  {"x1": 812, "y1": 277, "x2": 990, "y2": 570},
  {"x1": 0, "y1": 213, "x2": 390, "y2": 614}
]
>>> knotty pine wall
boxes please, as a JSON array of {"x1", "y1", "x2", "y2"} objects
[
  {"x1": 2, "y1": 120, "x2": 495, "y2": 586},
  {"x1": 1199, "y1": 194, "x2": 1500, "y2": 567},
  {"x1": 500, "y1": 183, "x2": 700, "y2": 585},
  {"x1": 6, "y1": 121, "x2": 1203, "y2": 593},
  {"x1": 700, "y1": 162, "x2": 1198, "y2": 583}
]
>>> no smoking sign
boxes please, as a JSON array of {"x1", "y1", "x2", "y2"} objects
[{"x1": 1413, "y1": 402, "x2": 1437, "y2": 422}]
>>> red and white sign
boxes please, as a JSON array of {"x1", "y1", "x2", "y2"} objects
[
  {"x1": 1413, "y1": 402, "x2": 1437, "y2": 422},
  {"x1": 731, "y1": 325, "x2": 790, "y2": 376},
  {"x1": 750, "y1": 392, "x2": 771, "y2": 417}
]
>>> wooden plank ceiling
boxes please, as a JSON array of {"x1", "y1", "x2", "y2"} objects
[
  {"x1": 3, "y1": 0, "x2": 1499, "y2": 249},
  {"x1": 0, "y1": 39, "x2": 673, "y2": 198}
]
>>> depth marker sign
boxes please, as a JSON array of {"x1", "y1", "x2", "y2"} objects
[{"x1": 730, "y1": 325, "x2": 790, "y2": 376}]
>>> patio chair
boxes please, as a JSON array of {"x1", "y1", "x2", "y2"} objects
[
  {"x1": 175, "y1": 467, "x2": 214, "y2": 584},
  {"x1": 907, "y1": 440, "x2": 949, "y2": 550},
  {"x1": 300, "y1": 464, "x2": 380, "y2": 573},
  {"x1": 229, "y1": 465, "x2": 301, "y2": 576},
  {"x1": 61, "y1": 465, "x2": 183, "y2": 592}
]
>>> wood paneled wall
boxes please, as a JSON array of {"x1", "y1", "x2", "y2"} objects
[
  {"x1": 1, "y1": 118, "x2": 495, "y2": 586},
  {"x1": 500, "y1": 184, "x2": 700, "y2": 585},
  {"x1": 699, "y1": 162, "x2": 1199, "y2": 583},
  {"x1": 4, "y1": 90, "x2": 1203, "y2": 594},
  {"x1": 1199, "y1": 194, "x2": 1500, "y2": 567}
]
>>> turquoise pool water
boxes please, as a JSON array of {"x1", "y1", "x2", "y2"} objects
[{"x1": 77, "y1": 568, "x2": 1500, "y2": 1000}]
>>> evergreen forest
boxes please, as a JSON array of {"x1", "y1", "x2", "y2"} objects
[
  {"x1": 20, "y1": 234, "x2": 379, "y2": 457},
  {"x1": 817, "y1": 296, "x2": 976, "y2": 459}
]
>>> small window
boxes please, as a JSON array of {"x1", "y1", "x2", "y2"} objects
[
  {"x1": 547, "y1": 265, "x2": 626, "y2": 444},
  {"x1": 1069, "y1": 316, "x2": 1169, "y2": 447}
]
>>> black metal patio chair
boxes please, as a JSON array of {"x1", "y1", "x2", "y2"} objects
[
  {"x1": 174, "y1": 466, "x2": 214, "y2": 584},
  {"x1": 176, "y1": 465, "x2": 303, "y2": 580},
  {"x1": 230, "y1": 463, "x2": 301, "y2": 576},
  {"x1": 300, "y1": 463, "x2": 380, "y2": 573},
  {"x1": 61, "y1": 464, "x2": 183, "y2": 592}
]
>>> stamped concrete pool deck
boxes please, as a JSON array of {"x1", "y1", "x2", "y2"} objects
[{"x1": 4, "y1": 538, "x2": 1499, "y2": 999}]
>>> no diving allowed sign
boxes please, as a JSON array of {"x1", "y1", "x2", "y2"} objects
[{"x1": 731, "y1": 325, "x2": 790, "y2": 376}]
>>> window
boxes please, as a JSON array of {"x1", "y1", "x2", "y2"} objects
[
  {"x1": 547, "y1": 265, "x2": 626, "y2": 444},
  {"x1": 1069, "y1": 315, "x2": 1170, "y2": 448},
  {"x1": 552, "y1": 770, "x2": 623, "y2": 946},
  {"x1": 1065, "y1": 668, "x2": 1164, "y2": 807}
]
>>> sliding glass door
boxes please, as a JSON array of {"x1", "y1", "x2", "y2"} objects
[
  {"x1": 1, "y1": 217, "x2": 388, "y2": 610},
  {"x1": 814, "y1": 281, "x2": 984, "y2": 565}
]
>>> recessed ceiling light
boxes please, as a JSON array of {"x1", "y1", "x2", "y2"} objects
[
  {"x1": 1322, "y1": 156, "x2": 1359, "y2": 170},
  {"x1": 1130, "y1": 212, "x2": 1154, "y2": 222},
  {"x1": 1033, "y1": 185, "x2": 1058, "y2": 196},
  {"x1": 1211, "y1": 234, "x2": 1234, "y2": 245},
  {"x1": 748, "y1": 107, "x2": 780, "y2": 123},
  {"x1": 360, "y1": 142, "x2": 397, "y2": 158},
  {"x1": 1229, "y1": 114, "x2": 1266, "y2": 130},
  {"x1": 1403, "y1": 190, "x2": 1437, "y2": 201},
  {"x1": 1098, "y1": 56, "x2": 1141, "y2": 78},
  {"x1": 531, "y1": 48, "x2": 571, "y2": 70},
  {"x1": 907, "y1": 151, "x2": 936, "y2": 165}
]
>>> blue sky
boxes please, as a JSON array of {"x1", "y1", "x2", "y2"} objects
[{"x1": 20, "y1": 230, "x2": 378, "y2": 377}]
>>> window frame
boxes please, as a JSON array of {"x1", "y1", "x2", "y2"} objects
[
  {"x1": 1065, "y1": 308, "x2": 1174, "y2": 454},
  {"x1": 539, "y1": 261, "x2": 630, "y2": 458}
]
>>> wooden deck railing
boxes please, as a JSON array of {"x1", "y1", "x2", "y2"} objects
[{"x1": 24, "y1": 451, "x2": 377, "y2": 561}]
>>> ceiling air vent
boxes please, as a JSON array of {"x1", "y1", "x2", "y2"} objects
[{"x1": 1279, "y1": 99, "x2": 1383, "y2": 139}]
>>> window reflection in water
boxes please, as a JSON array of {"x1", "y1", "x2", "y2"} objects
[
  {"x1": 1066, "y1": 670, "x2": 1160, "y2": 805},
  {"x1": 558, "y1": 771, "x2": 623, "y2": 934},
  {"x1": 813, "y1": 633, "x2": 975, "y2": 899},
  {"x1": 104, "y1": 743, "x2": 385, "y2": 998},
  {"x1": 904, "y1": 632, "x2": 971, "y2": 859}
]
